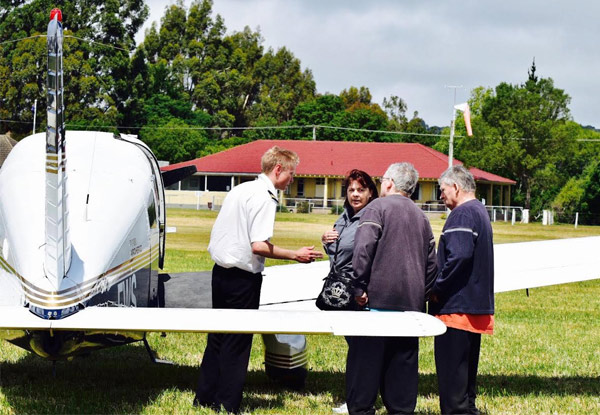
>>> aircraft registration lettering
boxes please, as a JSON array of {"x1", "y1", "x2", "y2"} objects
[
  {"x1": 130, "y1": 245, "x2": 142, "y2": 257},
  {"x1": 117, "y1": 275, "x2": 137, "y2": 307}
]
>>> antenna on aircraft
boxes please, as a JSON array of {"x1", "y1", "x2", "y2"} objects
[{"x1": 44, "y1": 8, "x2": 71, "y2": 290}]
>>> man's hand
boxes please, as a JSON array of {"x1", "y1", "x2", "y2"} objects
[
  {"x1": 355, "y1": 292, "x2": 368, "y2": 306},
  {"x1": 294, "y1": 246, "x2": 323, "y2": 263}
]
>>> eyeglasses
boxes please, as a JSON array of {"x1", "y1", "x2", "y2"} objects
[{"x1": 379, "y1": 176, "x2": 393, "y2": 184}]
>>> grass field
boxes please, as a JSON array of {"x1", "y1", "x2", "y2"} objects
[{"x1": 1, "y1": 209, "x2": 599, "y2": 414}]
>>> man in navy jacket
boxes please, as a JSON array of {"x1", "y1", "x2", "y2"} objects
[{"x1": 429, "y1": 165, "x2": 494, "y2": 415}]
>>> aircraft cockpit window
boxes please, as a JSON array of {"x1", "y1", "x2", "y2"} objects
[{"x1": 147, "y1": 198, "x2": 157, "y2": 228}]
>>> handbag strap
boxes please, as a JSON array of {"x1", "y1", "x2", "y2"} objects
[{"x1": 331, "y1": 217, "x2": 347, "y2": 274}]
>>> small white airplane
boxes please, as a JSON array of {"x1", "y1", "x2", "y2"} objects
[{"x1": 0, "y1": 9, "x2": 444, "y2": 383}]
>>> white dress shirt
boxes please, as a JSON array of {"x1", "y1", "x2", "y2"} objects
[{"x1": 208, "y1": 174, "x2": 278, "y2": 273}]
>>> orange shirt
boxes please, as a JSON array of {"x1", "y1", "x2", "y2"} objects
[{"x1": 436, "y1": 313, "x2": 494, "y2": 335}]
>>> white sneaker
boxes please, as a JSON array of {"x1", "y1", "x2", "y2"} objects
[{"x1": 332, "y1": 402, "x2": 348, "y2": 414}]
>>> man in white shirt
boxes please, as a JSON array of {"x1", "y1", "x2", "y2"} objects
[{"x1": 194, "y1": 146, "x2": 322, "y2": 414}]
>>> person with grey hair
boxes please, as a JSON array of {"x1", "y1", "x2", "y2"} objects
[
  {"x1": 439, "y1": 164, "x2": 476, "y2": 193},
  {"x1": 345, "y1": 162, "x2": 437, "y2": 415},
  {"x1": 429, "y1": 165, "x2": 494, "y2": 415}
]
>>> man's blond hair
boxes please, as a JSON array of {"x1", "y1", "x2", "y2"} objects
[{"x1": 261, "y1": 146, "x2": 299, "y2": 173}]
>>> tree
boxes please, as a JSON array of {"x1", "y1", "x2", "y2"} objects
[
  {"x1": 0, "y1": 0, "x2": 147, "y2": 135},
  {"x1": 138, "y1": 0, "x2": 267, "y2": 129},
  {"x1": 140, "y1": 117, "x2": 208, "y2": 163},
  {"x1": 456, "y1": 61, "x2": 572, "y2": 212},
  {"x1": 248, "y1": 46, "x2": 316, "y2": 125},
  {"x1": 382, "y1": 95, "x2": 408, "y2": 131},
  {"x1": 579, "y1": 161, "x2": 600, "y2": 225},
  {"x1": 340, "y1": 86, "x2": 372, "y2": 108}
]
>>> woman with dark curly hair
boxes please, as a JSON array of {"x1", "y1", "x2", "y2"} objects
[{"x1": 321, "y1": 169, "x2": 378, "y2": 415}]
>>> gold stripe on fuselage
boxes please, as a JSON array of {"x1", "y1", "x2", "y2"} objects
[{"x1": 0, "y1": 245, "x2": 158, "y2": 308}]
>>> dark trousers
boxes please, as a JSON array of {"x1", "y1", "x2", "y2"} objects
[
  {"x1": 346, "y1": 336, "x2": 419, "y2": 415},
  {"x1": 434, "y1": 327, "x2": 481, "y2": 415},
  {"x1": 194, "y1": 264, "x2": 263, "y2": 414}
]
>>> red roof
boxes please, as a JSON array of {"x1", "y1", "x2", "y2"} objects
[{"x1": 162, "y1": 140, "x2": 515, "y2": 184}]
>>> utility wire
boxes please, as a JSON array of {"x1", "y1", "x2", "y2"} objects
[
  {"x1": 1, "y1": 34, "x2": 130, "y2": 52},
  {"x1": 65, "y1": 36, "x2": 130, "y2": 52},
  {"x1": 0, "y1": 35, "x2": 46, "y2": 45},
  {"x1": 2, "y1": 119, "x2": 599, "y2": 143}
]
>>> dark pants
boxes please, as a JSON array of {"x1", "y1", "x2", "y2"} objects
[
  {"x1": 346, "y1": 336, "x2": 419, "y2": 415},
  {"x1": 434, "y1": 327, "x2": 481, "y2": 415},
  {"x1": 194, "y1": 264, "x2": 263, "y2": 414}
]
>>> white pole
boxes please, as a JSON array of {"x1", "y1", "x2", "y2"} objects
[
  {"x1": 511, "y1": 209, "x2": 516, "y2": 225},
  {"x1": 445, "y1": 85, "x2": 462, "y2": 169},
  {"x1": 448, "y1": 108, "x2": 457, "y2": 169},
  {"x1": 575, "y1": 212, "x2": 579, "y2": 229},
  {"x1": 32, "y1": 99, "x2": 37, "y2": 134}
]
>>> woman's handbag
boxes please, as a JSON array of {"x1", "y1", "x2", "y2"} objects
[
  {"x1": 315, "y1": 268, "x2": 357, "y2": 310},
  {"x1": 315, "y1": 224, "x2": 358, "y2": 311}
]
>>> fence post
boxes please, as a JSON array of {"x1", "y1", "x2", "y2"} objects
[
  {"x1": 511, "y1": 209, "x2": 516, "y2": 225},
  {"x1": 575, "y1": 212, "x2": 579, "y2": 229},
  {"x1": 522, "y1": 209, "x2": 529, "y2": 224}
]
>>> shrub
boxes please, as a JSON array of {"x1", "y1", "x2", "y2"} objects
[
  {"x1": 330, "y1": 205, "x2": 344, "y2": 215},
  {"x1": 297, "y1": 201, "x2": 311, "y2": 214}
]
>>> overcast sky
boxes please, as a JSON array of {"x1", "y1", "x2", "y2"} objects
[{"x1": 142, "y1": 0, "x2": 600, "y2": 128}]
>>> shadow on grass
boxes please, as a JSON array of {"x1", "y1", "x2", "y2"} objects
[{"x1": 1, "y1": 347, "x2": 599, "y2": 414}]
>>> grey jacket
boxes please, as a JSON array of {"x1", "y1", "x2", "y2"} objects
[
  {"x1": 352, "y1": 194, "x2": 437, "y2": 312},
  {"x1": 324, "y1": 207, "x2": 364, "y2": 276}
]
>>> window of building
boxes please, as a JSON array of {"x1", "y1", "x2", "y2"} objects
[
  {"x1": 296, "y1": 178, "x2": 304, "y2": 196},
  {"x1": 315, "y1": 178, "x2": 325, "y2": 185},
  {"x1": 410, "y1": 183, "x2": 421, "y2": 201}
]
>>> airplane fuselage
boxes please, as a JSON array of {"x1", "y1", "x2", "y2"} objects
[{"x1": 0, "y1": 131, "x2": 165, "y2": 359}]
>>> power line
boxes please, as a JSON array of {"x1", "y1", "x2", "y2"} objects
[
  {"x1": 66, "y1": 36, "x2": 130, "y2": 52},
  {"x1": 2, "y1": 119, "x2": 599, "y2": 143},
  {"x1": 0, "y1": 35, "x2": 46, "y2": 45},
  {"x1": 1, "y1": 34, "x2": 130, "y2": 52}
]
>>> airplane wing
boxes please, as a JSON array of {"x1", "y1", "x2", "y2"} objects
[
  {"x1": 0, "y1": 306, "x2": 446, "y2": 337},
  {"x1": 494, "y1": 235, "x2": 600, "y2": 293},
  {"x1": 258, "y1": 236, "x2": 600, "y2": 303}
]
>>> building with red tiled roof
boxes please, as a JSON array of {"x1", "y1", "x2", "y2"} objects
[{"x1": 162, "y1": 140, "x2": 516, "y2": 209}]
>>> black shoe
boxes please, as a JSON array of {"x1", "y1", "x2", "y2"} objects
[{"x1": 193, "y1": 396, "x2": 215, "y2": 408}]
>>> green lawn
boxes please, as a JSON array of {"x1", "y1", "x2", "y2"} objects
[{"x1": 1, "y1": 209, "x2": 599, "y2": 414}]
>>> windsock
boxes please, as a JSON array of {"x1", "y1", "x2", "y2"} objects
[{"x1": 454, "y1": 102, "x2": 473, "y2": 136}]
